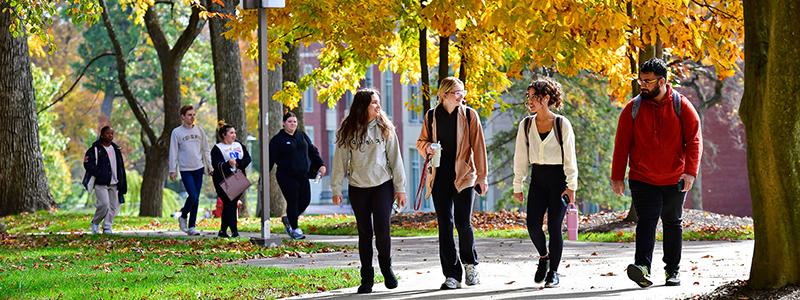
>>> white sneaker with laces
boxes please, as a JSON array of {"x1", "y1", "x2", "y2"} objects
[
  {"x1": 187, "y1": 228, "x2": 200, "y2": 236},
  {"x1": 465, "y1": 264, "x2": 480, "y2": 286},
  {"x1": 440, "y1": 277, "x2": 461, "y2": 290},
  {"x1": 178, "y1": 217, "x2": 188, "y2": 233},
  {"x1": 90, "y1": 223, "x2": 99, "y2": 234}
]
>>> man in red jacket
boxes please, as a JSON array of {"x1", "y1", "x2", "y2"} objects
[{"x1": 611, "y1": 58, "x2": 702, "y2": 288}]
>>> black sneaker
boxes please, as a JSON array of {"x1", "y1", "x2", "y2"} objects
[
  {"x1": 626, "y1": 264, "x2": 653, "y2": 288},
  {"x1": 535, "y1": 258, "x2": 549, "y2": 283},
  {"x1": 218, "y1": 231, "x2": 230, "y2": 238},
  {"x1": 544, "y1": 271, "x2": 560, "y2": 288},
  {"x1": 665, "y1": 271, "x2": 680, "y2": 286}
]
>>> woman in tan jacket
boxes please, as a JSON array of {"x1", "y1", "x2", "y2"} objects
[{"x1": 416, "y1": 77, "x2": 488, "y2": 290}]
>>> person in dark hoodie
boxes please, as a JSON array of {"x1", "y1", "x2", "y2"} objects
[
  {"x1": 83, "y1": 126, "x2": 127, "y2": 234},
  {"x1": 210, "y1": 122, "x2": 251, "y2": 238},
  {"x1": 269, "y1": 112, "x2": 326, "y2": 240}
]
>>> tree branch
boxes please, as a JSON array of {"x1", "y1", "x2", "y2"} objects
[
  {"x1": 99, "y1": 0, "x2": 158, "y2": 145},
  {"x1": 171, "y1": 4, "x2": 206, "y2": 62},
  {"x1": 690, "y1": 0, "x2": 741, "y2": 21},
  {"x1": 143, "y1": 7, "x2": 172, "y2": 63},
  {"x1": 37, "y1": 52, "x2": 115, "y2": 114}
]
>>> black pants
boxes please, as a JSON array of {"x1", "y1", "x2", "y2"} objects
[
  {"x1": 277, "y1": 173, "x2": 311, "y2": 229},
  {"x1": 432, "y1": 175, "x2": 478, "y2": 281},
  {"x1": 349, "y1": 180, "x2": 394, "y2": 269},
  {"x1": 526, "y1": 164, "x2": 568, "y2": 271},
  {"x1": 629, "y1": 179, "x2": 686, "y2": 274},
  {"x1": 216, "y1": 185, "x2": 242, "y2": 235}
]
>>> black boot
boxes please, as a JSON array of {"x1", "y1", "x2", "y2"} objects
[
  {"x1": 357, "y1": 266, "x2": 374, "y2": 294},
  {"x1": 379, "y1": 257, "x2": 398, "y2": 289}
]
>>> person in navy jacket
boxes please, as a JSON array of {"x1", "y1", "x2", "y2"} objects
[{"x1": 83, "y1": 126, "x2": 127, "y2": 234}]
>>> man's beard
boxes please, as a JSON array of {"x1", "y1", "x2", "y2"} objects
[{"x1": 639, "y1": 88, "x2": 660, "y2": 100}]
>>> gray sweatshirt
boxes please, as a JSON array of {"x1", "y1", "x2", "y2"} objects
[
  {"x1": 331, "y1": 119, "x2": 406, "y2": 196},
  {"x1": 168, "y1": 125, "x2": 212, "y2": 173}
]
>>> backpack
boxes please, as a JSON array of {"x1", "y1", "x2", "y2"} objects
[
  {"x1": 631, "y1": 90, "x2": 682, "y2": 120},
  {"x1": 523, "y1": 115, "x2": 564, "y2": 162},
  {"x1": 426, "y1": 106, "x2": 473, "y2": 143}
]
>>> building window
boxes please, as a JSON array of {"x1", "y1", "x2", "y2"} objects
[
  {"x1": 365, "y1": 67, "x2": 373, "y2": 88},
  {"x1": 303, "y1": 64, "x2": 314, "y2": 112},
  {"x1": 305, "y1": 126, "x2": 315, "y2": 144},
  {"x1": 327, "y1": 130, "x2": 335, "y2": 168},
  {"x1": 409, "y1": 84, "x2": 422, "y2": 123},
  {"x1": 383, "y1": 70, "x2": 393, "y2": 118}
]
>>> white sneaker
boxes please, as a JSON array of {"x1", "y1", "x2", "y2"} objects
[
  {"x1": 440, "y1": 277, "x2": 461, "y2": 290},
  {"x1": 290, "y1": 228, "x2": 306, "y2": 240},
  {"x1": 103, "y1": 228, "x2": 113, "y2": 234},
  {"x1": 465, "y1": 264, "x2": 480, "y2": 286},
  {"x1": 178, "y1": 217, "x2": 188, "y2": 233},
  {"x1": 90, "y1": 223, "x2": 99, "y2": 234},
  {"x1": 294, "y1": 228, "x2": 304, "y2": 235},
  {"x1": 187, "y1": 228, "x2": 200, "y2": 236}
]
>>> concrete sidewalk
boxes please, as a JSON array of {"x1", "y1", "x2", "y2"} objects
[{"x1": 240, "y1": 236, "x2": 752, "y2": 300}]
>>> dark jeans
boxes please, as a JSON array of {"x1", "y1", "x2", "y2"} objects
[
  {"x1": 432, "y1": 175, "x2": 478, "y2": 282},
  {"x1": 629, "y1": 179, "x2": 686, "y2": 274},
  {"x1": 277, "y1": 173, "x2": 311, "y2": 229},
  {"x1": 179, "y1": 168, "x2": 204, "y2": 228},
  {"x1": 526, "y1": 164, "x2": 567, "y2": 271},
  {"x1": 348, "y1": 180, "x2": 394, "y2": 269}
]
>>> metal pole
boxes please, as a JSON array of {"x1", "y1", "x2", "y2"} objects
[{"x1": 258, "y1": 5, "x2": 270, "y2": 240}]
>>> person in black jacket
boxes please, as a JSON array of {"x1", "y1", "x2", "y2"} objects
[
  {"x1": 269, "y1": 112, "x2": 326, "y2": 239},
  {"x1": 83, "y1": 126, "x2": 127, "y2": 234},
  {"x1": 211, "y1": 123, "x2": 252, "y2": 238}
]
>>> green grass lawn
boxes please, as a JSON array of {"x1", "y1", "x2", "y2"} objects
[
  {"x1": 1, "y1": 211, "x2": 753, "y2": 243},
  {"x1": 0, "y1": 233, "x2": 360, "y2": 299}
]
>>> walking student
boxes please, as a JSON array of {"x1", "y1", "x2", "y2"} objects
[
  {"x1": 331, "y1": 88, "x2": 406, "y2": 294},
  {"x1": 416, "y1": 76, "x2": 488, "y2": 290},
  {"x1": 211, "y1": 123, "x2": 251, "y2": 238},
  {"x1": 269, "y1": 112, "x2": 326, "y2": 240},
  {"x1": 168, "y1": 105, "x2": 213, "y2": 236},
  {"x1": 512, "y1": 78, "x2": 578, "y2": 288},
  {"x1": 83, "y1": 126, "x2": 128, "y2": 234},
  {"x1": 611, "y1": 58, "x2": 702, "y2": 288}
]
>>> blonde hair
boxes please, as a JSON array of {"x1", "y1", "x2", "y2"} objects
[{"x1": 437, "y1": 77, "x2": 465, "y2": 100}]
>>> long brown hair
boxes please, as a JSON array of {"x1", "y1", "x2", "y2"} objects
[{"x1": 336, "y1": 88, "x2": 394, "y2": 149}]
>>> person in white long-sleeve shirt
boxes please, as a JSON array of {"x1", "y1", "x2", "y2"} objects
[
  {"x1": 168, "y1": 105, "x2": 213, "y2": 236},
  {"x1": 512, "y1": 78, "x2": 578, "y2": 288}
]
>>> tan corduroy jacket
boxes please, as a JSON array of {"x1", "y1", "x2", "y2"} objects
[{"x1": 416, "y1": 104, "x2": 488, "y2": 198}]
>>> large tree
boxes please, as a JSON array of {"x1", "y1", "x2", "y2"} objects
[
  {"x1": 741, "y1": 0, "x2": 800, "y2": 289},
  {"x1": 0, "y1": 3, "x2": 55, "y2": 215},
  {"x1": 207, "y1": 0, "x2": 248, "y2": 216},
  {"x1": 100, "y1": 0, "x2": 206, "y2": 216}
]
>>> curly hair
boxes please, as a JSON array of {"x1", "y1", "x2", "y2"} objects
[
  {"x1": 527, "y1": 77, "x2": 563, "y2": 109},
  {"x1": 336, "y1": 88, "x2": 395, "y2": 150}
]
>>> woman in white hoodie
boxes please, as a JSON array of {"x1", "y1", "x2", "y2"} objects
[{"x1": 331, "y1": 88, "x2": 406, "y2": 294}]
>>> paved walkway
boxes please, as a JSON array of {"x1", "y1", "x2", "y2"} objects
[
  {"x1": 242, "y1": 235, "x2": 752, "y2": 300},
  {"x1": 112, "y1": 231, "x2": 752, "y2": 299}
]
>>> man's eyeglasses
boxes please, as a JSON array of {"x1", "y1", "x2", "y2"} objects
[{"x1": 637, "y1": 77, "x2": 662, "y2": 85}]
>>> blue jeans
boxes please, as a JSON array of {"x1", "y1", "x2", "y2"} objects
[{"x1": 180, "y1": 168, "x2": 204, "y2": 228}]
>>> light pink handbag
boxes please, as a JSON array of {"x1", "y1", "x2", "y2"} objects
[{"x1": 220, "y1": 164, "x2": 251, "y2": 200}]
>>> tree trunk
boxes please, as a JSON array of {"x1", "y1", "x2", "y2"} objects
[
  {"x1": 99, "y1": 83, "x2": 115, "y2": 127},
  {"x1": 741, "y1": 0, "x2": 800, "y2": 289},
  {"x1": 282, "y1": 43, "x2": 304, "y2": 130},
  {"x1": 139, "y1": 143, "x2": 169, "y2": 215},
  {"x1": 438, "y1": 35, "x2": 449, "y2": 85},
  {"x1": 419, "y1": 25, "x2": 431, "y2": 112},
  {"x1": 208, "y1": 0, "x2": 248, "y2": 216},
  {"x1": 0, "y1": 4, "x2": 55, "y2": 216}
]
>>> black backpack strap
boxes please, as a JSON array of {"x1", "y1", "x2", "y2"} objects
[
  {"x1": 426, "y1": 109, "x2": 435, "y2": 142},
  {"x1": 672, "y1": 90, "x2": 682, "y2": 117},
  {"x1": 555, "y1": 116, "x2": 564, "y2": 163},
  {"x1": 631, "y1": 95, "x2": 641, "y2": 121},
  {"x1": 524, "y1": 116, "x2": 532, "y2": 147}
]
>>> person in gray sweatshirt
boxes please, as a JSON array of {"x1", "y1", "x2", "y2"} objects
[
  {"x1": 168, "y1": 105, "x2": 213, "y2": 236},
  {"x1": 331, "y1": 88, "x2": 406, "y2": 294}
]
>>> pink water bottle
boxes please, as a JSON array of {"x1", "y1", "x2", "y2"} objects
[{"x1": 565, "y1": 197, "x2": 579, "y2": 241}]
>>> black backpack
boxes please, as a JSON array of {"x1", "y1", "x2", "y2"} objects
[
  {"x1": 631, "y1": 90, "x2": 682, "y2": 120},
  {"x1": 523, "y1": 114, "x2": 564, "y2": 162}
]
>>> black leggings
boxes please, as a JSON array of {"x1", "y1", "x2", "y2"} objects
[
  {"x1": 348, "y1": 180, "x2": 394, "y2": 268},
  {"x1": 216, "y1": 186, "x2": 242, "y2": 235},
  {"x1": 277, "y1": 173, "x2": 311, "y2": 229},
  {"x1": 526, "y1": 164, "x2": 567, "y2": 271},
  {"x1": 432, "y1": 175, "x2": 478, "y2": 281}
]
